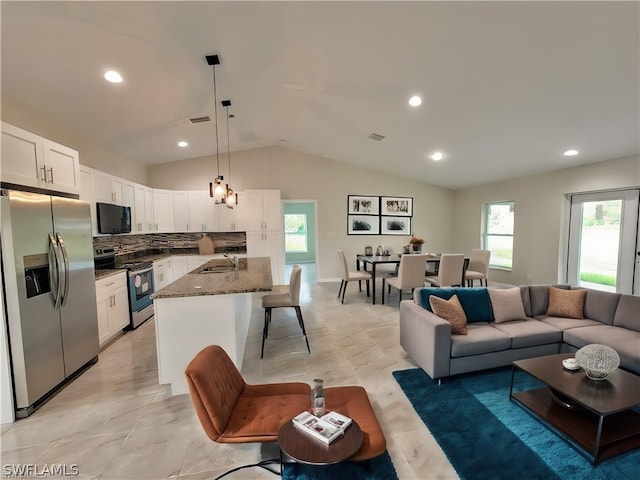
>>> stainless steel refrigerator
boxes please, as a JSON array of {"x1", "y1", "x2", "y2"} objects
[{"x1": 1, "y1": 189, "x2": 98, "y2": 418}]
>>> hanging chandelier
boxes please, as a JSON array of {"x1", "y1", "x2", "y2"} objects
[
  {"x1": 206, "y1": 54, "x2": 227, "y2": 202},
  {"x1": 222, "y1": 99, "x2": 238, "y2": 208}
]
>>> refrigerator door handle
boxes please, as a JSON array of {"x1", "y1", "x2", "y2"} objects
[
  {"x1": 48, "y1": 233, "x2": 62, "y2": 309},
  {"x1": 56, "y1": 233, "x2": 70, "y2": 306}
]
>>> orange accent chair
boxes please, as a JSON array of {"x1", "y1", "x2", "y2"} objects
[{"x1": 185, "y1": 345, "x2": 311, "y2": 443}]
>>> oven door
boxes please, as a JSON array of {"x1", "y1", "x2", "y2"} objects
[{"x1": 128, "y1": 266, "x2": 154, "y2": 311}]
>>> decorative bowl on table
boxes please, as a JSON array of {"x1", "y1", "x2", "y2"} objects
[{"x1": 575, "y1": 344, "x2": 620, "y2": 380}]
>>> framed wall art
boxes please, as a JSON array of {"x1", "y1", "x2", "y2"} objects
[
  {"x1": 380, "y1": 216, "x2": 411, "y2": 235},
  {"x1": 348, "y1": 215, "x2": 380, "y2": 235},
  {"x1": 381, "y1": 196, "x2": 413, "y2": 216},
  {"x1": 348, "y1": 195, "x2": 379, "y2": 215}
]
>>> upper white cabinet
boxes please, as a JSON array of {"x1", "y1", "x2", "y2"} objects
[
  {"x1": 172, "y1": 191, "x2": 189, "y2": 232},
  {"x1": 188, "y1": 191, "x2": 210, "y2": 232},
  {"x1": 245, "y1": 190, "x2": 282, "y2": 232},
  {"x1": 1, "y1": 122, "x2": 80, "y2": 195},
  {"x1": 153, "y1": 189, "x2": 174, "y2": 232},
  {"x1": 93, "y1": 170, "x2": 125, "y2": 205},
  {"x1": 79, "y1": 165, "x2": 98, "y2": 235},
  {"x1": 217, "y1": 191, "x2": 246, "y2": 231},
  {"x1": 144, "y1": 187, "x2": 155, "y2": 233}
]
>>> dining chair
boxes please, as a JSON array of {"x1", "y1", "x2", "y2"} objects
[
  {"x1": 464, "y1": 249, "x2": 491, "y2": 286},
  {"x1": 337, "y1": 249, "x2": 371, "y2": 303},
  {"x1": 261, "y1": 265, "x2": 310, "y2": 358},
  {"x1": 382, "y1": 254, "x2": 428, "y2": 305},
  {"x1": 425, "y1": 254, "x2": 465, "y2": 287}
]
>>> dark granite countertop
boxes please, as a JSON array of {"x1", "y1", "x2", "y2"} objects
[{"x1": 151, "y1": 257, "x2": 272, "y2": 299}]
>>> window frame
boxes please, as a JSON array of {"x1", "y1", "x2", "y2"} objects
[
  {"x1": 482, "y1": 201, "x2": 515, "y2": 270},
  {"x1": 284, "y1": 213, "x2": 309, "y2": 254}
]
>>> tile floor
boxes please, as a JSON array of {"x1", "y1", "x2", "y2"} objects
[{"x1": 1, "y1": 265, "x2": 458, "y2": 479}]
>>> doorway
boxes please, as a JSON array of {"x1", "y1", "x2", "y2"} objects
[
  {"x1": 566, "y1": 189, "x2": 639, "y2": 294},
  {"x1": 282, "y1": 200, "x2": 318, "y2": 286}
]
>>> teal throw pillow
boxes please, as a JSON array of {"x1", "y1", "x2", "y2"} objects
[
  {"x1": 455, "y1": 288, "x2": 494, "y2": 323},
  {"x1": 418, "y1": 288, "x2": 456, "y2": 312},
  {"x1": 418, "y1": 287, "x2": 493, "y2": 323}
]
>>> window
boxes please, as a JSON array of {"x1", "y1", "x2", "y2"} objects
[
  {"x1": 284, "y1": 214, "x2": 308, "y2": 253},
  {"x1": 483, "y1": 201, "x2": 514, "y2": 269}
]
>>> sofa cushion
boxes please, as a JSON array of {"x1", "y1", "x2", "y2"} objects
[
  {"x1": 581, "y1": 288, "x2": 620, "y2": 326},
  {"x1": 418, "y1": 287, "x2": 492, "y2": 323},
  {"x1": 488, "y1": 287, "x2": 527, "y2": 323},
  {"x1": 547, "y1": 287, "x2": 586, "y2": 319},
  {"x1": 430, "y1": 295, "x2": 468, "y2": 335},
  {"x1": 450, "y1": 323, "x2": 511, "y2": 358},
  {"x1": 537, "y1": 316, "x2": 602, "y2": 331},
  {"x1": 563, "y1": 325, "x2": 640, "y2": 375},
  {"x1": 529, "y1": 284, "x2": 570, "y2": 317},
  {"x1": 613, "y1": 294, "x2": 640, "y2": 332},
  {"x1": 491, "y1": 319, "x2": 563, "y2": 349}
]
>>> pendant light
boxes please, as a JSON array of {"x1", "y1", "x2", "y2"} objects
[
  {"x1": 222, "y1": 99, "x2": 238, "y2": 208},
  {"x1": 206, "y1": 54, "x2": 227, "y2": 202}
]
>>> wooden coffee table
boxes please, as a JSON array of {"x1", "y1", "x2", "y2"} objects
[
  {"x1": 510, "y1": 353, "x2": 640, "y2": 464},
  {"x1": 278, "y1": 418, "x2": 363, "y2": 466}
]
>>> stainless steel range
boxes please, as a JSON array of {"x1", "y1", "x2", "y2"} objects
[{"x1": 94, "y1": 249, "x2": 155, "y2": 329}]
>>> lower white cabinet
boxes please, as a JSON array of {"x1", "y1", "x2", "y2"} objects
[
  {"x1": 95, "y1": 272, "x2": 129, "y2": 347},
  {"x1": 154, "y1": 258, "x2": 174, "y2": 291},
  {"x1": 172, "y1": 256, "x2": 188, "y2": 279},
  {"x1": 246, "y1": 231, "x2": 284, "y2": 284}
]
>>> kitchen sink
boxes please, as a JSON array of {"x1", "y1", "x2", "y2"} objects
[{"x1": 198, "y1": 265, "x2": 236, "y2": 274}]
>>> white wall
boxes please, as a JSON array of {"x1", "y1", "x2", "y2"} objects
[
  {"x1": 148, "y1": 146, "x2": 455, "y2": 281},
  {"x1": 452, "y1": 155, "x2": 640, "y2": 286},
  {"x1": 1, "y1": 96, "x2": 148, "y2": 184}
]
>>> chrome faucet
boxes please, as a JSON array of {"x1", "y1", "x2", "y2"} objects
[{"x1": 224, "y1": 252, "x2": 238, "y2": 269}]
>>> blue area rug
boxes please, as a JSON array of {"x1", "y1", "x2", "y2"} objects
[
  {"x1": 281, "y1": 450, "x2": 398, "y2": 480},
  {"x1": 392, "y1": 367, "x2": 640, "y2": 480}
]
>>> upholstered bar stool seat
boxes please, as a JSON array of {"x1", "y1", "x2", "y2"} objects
[{"x1": 324, "y1": 386, "x2": 387, "y2": 462}]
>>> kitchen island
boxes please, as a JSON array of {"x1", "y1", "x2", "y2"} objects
[{"x1": 152, "y1": 257, "x2": 272, "y2": 395}]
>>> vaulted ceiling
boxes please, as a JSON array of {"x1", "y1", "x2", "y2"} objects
[{"x1": 2, "y1": 1, "x2": 638, "y2": 188}]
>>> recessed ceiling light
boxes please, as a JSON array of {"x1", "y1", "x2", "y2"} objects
[
  {"x1": 409, "y1": 95, "x2": 422, "y2": 107},
  {"x1": 104, "y1": 70, "x2": 123, "y2": 83},
  {"x1": 178, "y1": 141, "x2": 188, "y2": 148},
  {"x1": 430, "y1": 151, "x2": 444, "y2": 161},
  {"x1": 563, "y1": 149, "x2": 579, "y2": 157}
]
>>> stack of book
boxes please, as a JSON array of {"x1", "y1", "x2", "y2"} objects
[{"x1": 292, "y1": 411, "x2": 353, "y2": 444}]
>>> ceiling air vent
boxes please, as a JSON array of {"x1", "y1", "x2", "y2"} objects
[
  {"x1": 190, "y1": 116, "x2": 211, "y2": 124},
  {"x1": 368, "y1": 133, "x2": 385, "y2": 141}
]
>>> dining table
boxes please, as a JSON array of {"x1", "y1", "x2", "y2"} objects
[{"x1": 356, "y1": 253, "x2": 470, "y2": 305}]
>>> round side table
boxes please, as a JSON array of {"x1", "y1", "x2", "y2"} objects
[{"x1": 278, "y1": 419, "x2": 363, "y2": 466}]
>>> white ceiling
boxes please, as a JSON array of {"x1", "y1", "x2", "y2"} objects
[{"x1": 2, "y1": 1, "x2": 638, "y2": 189}]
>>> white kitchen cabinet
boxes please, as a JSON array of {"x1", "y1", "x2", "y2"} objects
[
  {"x1": 131, "y1": 182, "x2": 148, "y2": 234},
  {"x1": 95, "y1": 272, "x2": 129, "y2": 347},
  {"x1": 246, "y1": 230, "x2": 284, "y2": 284},
  {"x1": 153, "y1": 189, "x2": 174, "y2": 232},
  {"x1": 171, "y1": 256, "x2": 188, "y2": 279},
  {"x1": 188, "y1": 191, "x2": 212, "y2": 232},
  {"x1": 1, "y1": 122, "x2": 80, "y2": 195},
  {"x1": 217, "y1": 191, "x2": 246, "y2": 231},
  {"x1": 153, "y1": 257, "x2": 174, "y2": 291},
  {"x1": 172, "y1": 191, "x2": 189, "y2": 232},
  {"x1": 144, "y1": 186, "x2": 155, "y2": 233},
  {"x1": 79, "y1": 165, "x2": 98, "y2": 235},
  {"x1": 245, "y1": 190, "x2": 282, "y2": 232},
  {"x1": 244, "y1": 190, "x2": 283, "y2": 284},
  {"x1": 94, "y1": 170, "x2": 125, "y2": 205}
]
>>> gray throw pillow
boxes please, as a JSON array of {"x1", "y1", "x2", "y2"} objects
[{"x1": 488, "y1": 287, "x2": 527, "y2": 323}]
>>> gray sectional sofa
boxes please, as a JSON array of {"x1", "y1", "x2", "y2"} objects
[{"x1": 399, "y1": 285, "x2": 640, "y2": 380}]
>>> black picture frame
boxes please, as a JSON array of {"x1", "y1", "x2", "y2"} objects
[
  {"x1": 380, "y1": 216, "x2": 411, "y2": 235},
  {"x1": 348, "y1": 215, "x2": 380, "y2": 235},
  {"x1": 381, "y1": 196, "x2": 413, "y2": 216},
  {"x1": 348, "y1": 195, "x2": 380, "y2": 215}
]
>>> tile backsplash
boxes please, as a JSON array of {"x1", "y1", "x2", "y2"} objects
[{"x1": 93, "y1": 232, "x2": 247, "y2": 256}]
